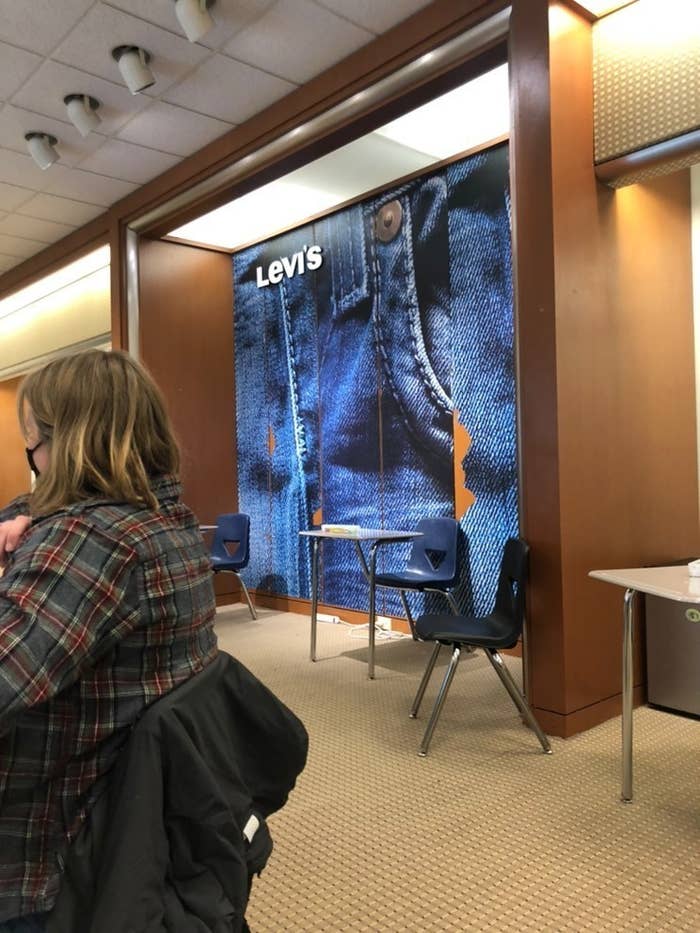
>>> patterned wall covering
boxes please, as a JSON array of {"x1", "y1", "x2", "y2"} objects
[{"x1": 593, "y1": 2, "x2": 700, "y2": 164}]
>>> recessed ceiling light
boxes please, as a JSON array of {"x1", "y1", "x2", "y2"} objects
[
  {"x1": 112, "y1": 46, "x2": 155, "y2": 95},
  {"x1": 174, "y1": 0, "x2": 216, "y2": 42},
  {"x1": 64, "y1": 94, "x2": 102, "y2": 137},
  {"x1": 24, "y1": 132, "x2": 59, "y2": 170}
]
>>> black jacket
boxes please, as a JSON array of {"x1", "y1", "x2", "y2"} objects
[{"x1": 47, "y1": 651, "x2": 308, "y2": 933}]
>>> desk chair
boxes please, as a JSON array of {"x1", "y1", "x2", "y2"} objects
[
  {"x1": 210, "y1": 513, "x2": 257, "y2": 619},
  {"x1": 410, "y1": 537, "x2": 551, "y2": 757},
  {"x1": 372, "y1": 517, "x2": 460, "y2": 637}
]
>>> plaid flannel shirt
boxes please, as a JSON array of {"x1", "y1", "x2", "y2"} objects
[{"x1": 0, "y1": 475, "x2": 218, "y2": 921}]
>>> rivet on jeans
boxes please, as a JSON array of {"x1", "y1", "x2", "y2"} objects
[{"x1": 375, "y1": 200, "x2": 403, "y2": 242}]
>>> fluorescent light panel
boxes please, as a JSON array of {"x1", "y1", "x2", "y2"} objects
[
  {"x1": 168, "y1": 64, "x2": 509, "y2": 252},
  {"x1": 0, "y1": 246, "x2": 110, "y2": 322}
]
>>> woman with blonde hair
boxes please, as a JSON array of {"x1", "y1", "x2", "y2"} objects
[{"x1": 0, "y1": 350, "x2": 218, "y2": 932}]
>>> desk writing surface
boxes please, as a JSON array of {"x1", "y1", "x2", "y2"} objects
[
  {"x1": 299, "y1": 528, "x2": 420, "y2": 541},
  {"x1": 589, "y1": 565, "x2": 700, "y2": 603}
]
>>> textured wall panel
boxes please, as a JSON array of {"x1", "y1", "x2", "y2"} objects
[{"x1": 593, "y1": 3, "x2": 700, "y2": 163}]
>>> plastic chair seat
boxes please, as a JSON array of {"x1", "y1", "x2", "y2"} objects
[
  {"x1": 373, "y1": 568, "x2": 456, "y2": 589},
  {"x1": 209, "y1": 513, "x2": 257, "y2": 620},
  {"x1": 415, "y1": 610, "x2": 520, "y2": 650}
]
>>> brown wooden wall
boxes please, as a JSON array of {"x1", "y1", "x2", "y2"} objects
[
  {"x1": 137, "y1": 239, "x2": 239, "y2": 602},
  {"x1": 0, "y1": 377, "x2": 29, "y2": 508},
  {"x1": 138, "y1": 238, "x2": 237, "y2": 522},
  {"x1": 512, "y1": 1, "x2": 699, "y2": 735}
]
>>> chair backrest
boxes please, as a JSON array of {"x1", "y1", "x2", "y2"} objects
[
  {"x1": 406, "y1": 517, "x2": 460, "y2": 585},
  {"x1": 212, "y1": 513, "x2": 251, "y2": 570},
  {"x1": 493, "y1": 537, "x2": 530, "y2": 637}
]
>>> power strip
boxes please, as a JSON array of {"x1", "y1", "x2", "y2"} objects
[{"x1": 317, "y1": 612, "x2": 341, "y2": 624}]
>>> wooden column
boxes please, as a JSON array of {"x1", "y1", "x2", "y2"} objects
[{"x1": 511, "y1": 0, "x2": 699, "y2": 735}]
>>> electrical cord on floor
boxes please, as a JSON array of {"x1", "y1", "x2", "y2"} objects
[{"x1": 348, "y1": 622, "x2": 409, "y2": 641}]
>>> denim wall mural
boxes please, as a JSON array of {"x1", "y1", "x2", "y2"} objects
[{"x1": 232, "y1": 142, "x2": 517, "y2": 618}]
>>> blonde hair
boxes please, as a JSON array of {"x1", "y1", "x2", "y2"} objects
[{"x1": 18, "y1": 349, "x2": 180, "y2": 516}]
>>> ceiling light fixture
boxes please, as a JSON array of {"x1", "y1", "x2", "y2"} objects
[
  {"x1": 64, "y1": 94, "x2": 102, "y2": 137},
  {"x1": 25, "y1": 132, "x2": 59, "y2": 170},
  {"x1": 174, "y1": 0, "x2": 215, "y2": 42},
  {"x1": 112, "y1": 46, "x2": 155, "y2": 94}
]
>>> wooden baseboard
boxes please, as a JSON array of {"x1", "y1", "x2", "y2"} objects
[
  {"x1": 218, "y1": 590, "x2": 522, "y2": 656},
  {"x1": 533, "y1": 685, "x2": 647, "y2": 738}
]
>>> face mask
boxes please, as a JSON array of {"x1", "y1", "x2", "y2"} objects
[{"x1": 26, "y1": 441, "x2": 43, "y2": 477}]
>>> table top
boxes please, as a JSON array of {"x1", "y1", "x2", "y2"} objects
[
  {"x1": 299, "y1": 528, "x2": 421, "y2": 542},
  {"x1": 589, "y1": 565, "x2": 700, "y2": 603},
  {"x1": 199, "y1": 524, "x2": 217, "y2": 531}
]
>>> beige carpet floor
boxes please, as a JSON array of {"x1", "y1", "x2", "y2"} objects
[{"x1": 215, "y1": 605, "x2": 699, "y2": 932}]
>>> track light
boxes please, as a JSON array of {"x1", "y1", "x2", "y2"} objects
[
  {"x1": 64, "y1": 94, "x2": 102, "y2": 137},
  {"x1": 25, "y1": 132, "x2": 59, "y2": 170},
  {"x1": 174, "y1": 0, "x2": 215, "y2": 42},
  {"x1": 112, "y1": 46, "x2": 155, "y2": 95}
]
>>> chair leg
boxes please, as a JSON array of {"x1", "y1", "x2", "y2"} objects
[
  {"x1": 484, "y1": 649, "x2": 552, "y2": 754},
  {"x1": 410, "y1": 641, "x2": 442, "y2": 718},
  {"x1": 398, "y1": 590, "x2": 416, "y2": 638},
  {"x1": 236, "y1": 572, "x2": 258, "y2": 620},
  {"x1": 418, "y1": 646, "x2": 462, "y2": 757}
]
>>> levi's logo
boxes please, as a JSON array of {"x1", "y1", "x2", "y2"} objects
[{"x1": 256, "y1": 245, "x2": 323, "y2": 288}]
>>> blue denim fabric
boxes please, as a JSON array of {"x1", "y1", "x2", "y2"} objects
[
  {"x1": 233, "y1": 226, "x2": 321, "y2": 598},
  {"x1": 447, "y1": 147, "x2": 518, "y2": 614},
  {"x1": 233, "y1": 143, "x2": 517, "y2": 617},
  {"x1": 0, "y1": 915, "x2": 48, "y2": 932}
]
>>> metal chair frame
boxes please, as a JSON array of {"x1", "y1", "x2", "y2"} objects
[
  {"x1": 409, "y1": 538, "x2": 551, "y2": 758},
  {"x1": 211, "y1": 514, "x2": 257, "y2": 620}
]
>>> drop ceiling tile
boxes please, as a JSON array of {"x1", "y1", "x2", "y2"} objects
[
  {"x1": 224, "y1": 0, "x2": 373, "y2": 84},
  {"x1": 163, "y1": 54, "x2": 295, "y2": 123},
  {"x1": 0, "y1": 147, "x2": 52, "y2": 190},
  {"x1": 108, "y1": 0, "x2": 278, "y2": 51},
  {"x1": 0, "y1": 213, "x2": 76, "y2": 243},
  {"x1": 314, "y1": 0, "x2": 432, "y2": 33},
  {"x1": 0, "y1": 233, "x2": 46, "y2": 259},
  {"x1": 0, "y1": 42, "x2": 43, "y2": 100},
  {"x1": 0, "y1": 105, "x2": 105, "y2": 167},
  {"x1": 0, "y1": 182, "x2": 35, "y2": 212},
  {"x1": 42, "y1": 164, "x2": 138, "y2": 206},
  {"x1": 0, "y1": 253, "x2": 21, "y2": 274},
  {"x1": 117, "y1": 100, "x2": 233, "y2": 156},
  {"x1": 53, "y1": 4, "x2": 209, "y2": 95},
  {"x1": 0, "y1": 0, "x2": 94, "y2": 55},
  {"x1": 16, "y1": 192, "x2": 103, "y2": 226},
  {"x1": 77, "y1": 138, "x2": 179, "y2": 184},
  {"x1": 11, "y1": 60, "x2": 150, "y2": 135}
]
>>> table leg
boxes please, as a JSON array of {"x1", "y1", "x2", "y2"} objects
[
  {"x1": 621, "y1": 587, "x2": 635, "y2": 802},
  {"x1": 367, "y1": 543, "x2": 379, "y2": 680},
  {"x1": 310, "y1": 537, "x2": 319, "y2": 662}
]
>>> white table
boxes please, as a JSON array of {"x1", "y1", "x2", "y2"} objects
[
  {"x1": 589, "y1": 565, "x2": 700, "y2": 802},
  {"x1": 299, "y1": 528, "x2": 421, "y2": 679}
]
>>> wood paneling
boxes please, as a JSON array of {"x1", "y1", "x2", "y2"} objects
[
  {"x1": 510, "y1": 0, "x2": 566, "y2": 714},
  {"x1": 137, "y1": 239, "x2": 236, "y2": 522},
  {"x1": 138, "y1": 239, "x2": 238, "y2": 601},
  {"x1": 0, "y1": 377, "x2": 29, "y2": 508},
  {"x1": 512, "y1": 0, "x2": 699, "y2": 734}
]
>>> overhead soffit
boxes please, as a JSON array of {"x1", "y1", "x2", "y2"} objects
[{"x1": 593, "y1": 0, "x2": 700, "y2": 165}]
